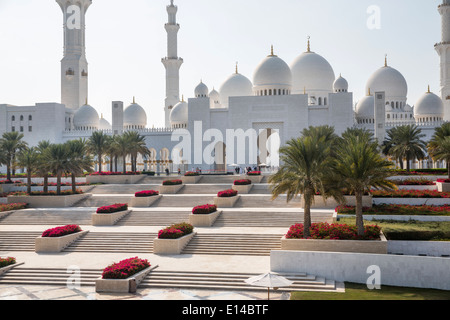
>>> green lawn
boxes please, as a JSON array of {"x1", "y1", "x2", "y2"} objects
[{"x1": 291, "y1": 283, "x2": 450, "y2": 300}]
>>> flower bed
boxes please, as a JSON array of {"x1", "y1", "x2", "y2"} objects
[
  {"x1": 135, "y1": 190, "x2": 159, "y2": 198},
  {"x1": 234, "y1": 179, "x2": 252, "y2": 186},
  {"x1": 336, "y1": 204, "x2": 450, "y2": 216},
  {"x1": 90, "y1": 171, "x2": 142, "y2": 176},
  {"x1": 158, "y1": 222, "x2": 194, "y2": 239},
  {"x1": 285, "y1": 222, "x2": 381, "y2": 241},
  {"x1": 184, "y1": 172, "x2": 200, "y2": 177},
  {"x1": 0, "y1": 257, "x2": 16, "y2": 269},
  {"x1": 371, "y1": 190, "x2": 450, "y2": 198},
  {"x1": 9, "y1": 189, "x2": 84, "y2": 197},
  {"x1": 162, "y1": 179, "x2": 183, "y2": 186},
  {"x1": 96, "y1": 203, "x2": 128, "y2": 214},
  {"x1": 42, "y1": 225, "x2": 82, "y2": 238},
  {"x1": 247, "y1": 171, "x2": 261, "y2": 176},
  {"x1": 217, "y1": 189, "x2": 238, "y2": 198},
  {"x1": 192, "y1": 204, "x2": 217, "y2": 215},
  {"x1": 394, "y1": 178, "x2": 436, "y2": 186},
  {"x1": 0, "y1": 203, "x2": 27, "y2": 212},
  {"x1": 102, "y1": 257, "x2": 150, "y2": 280},
  {"x1": 437, "y1": 179, "x2": 450, "y2": 183}
]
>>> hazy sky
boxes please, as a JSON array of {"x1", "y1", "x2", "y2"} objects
[{"x1": 0, "y1": 0, "x2": 443, "y2": 128}]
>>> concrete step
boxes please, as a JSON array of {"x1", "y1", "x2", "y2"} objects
[
  {"x1": 0, "y1": 267, "x2": 339, "y2": 293},
  {"x1": 0, "y1": 231, "x2": 41, "y2": 252}
]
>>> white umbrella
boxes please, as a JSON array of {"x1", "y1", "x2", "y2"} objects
[
  {"x1": 228, "y1": 164, "x2": 239, "y2": 167},
  {"x1": 245, "y1": 273, "x2": 294, "y2": 300}
]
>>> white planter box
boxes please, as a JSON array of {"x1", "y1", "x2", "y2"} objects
[
  {"x1": 7, "y1": 193, "x2": 91, "y2": 208},
  {"x1": 181, "y1": 175, "x2": 202, "y2": 184},
  {"x1": 214, "y1": 195, "x2": 240, "y2": 208},
  {"x1": 130, "y1": 195, "x2": 161, "y2": 207},
  {"x1": 301, "y1": 195, "x2": 373, "y2": 209},
  {"x1": 397, "y1": 185, "x2": 436, "y2": 191},
  {"x1": 373, "y1": 197, "x2": 450, "y2": 206},
  {"x1": 232, "y1": 184, "x2": 253, "y2": 194},
  {"x1": 280, "y1": 232, "x2": 388, "y2": 254},
  {"x1": 436, "y1": 181, "x2": 450, "y2": 192},
  {"x1": 153, "y1": 232, "x2": 196, "y2": 255},
  {"x1": 35, "y1": 230, "x2": 89, "y2": 253},
  {"x1": 159, "y1": 184, "x2": 184, "y2": 194},
  {"x1": 189, "y1": 210, "x2": 222, "y2": 227},
  {"x1": 95, "y1": 265, "x2": 157, "y2": 293},
  {"x1": 246, "y1": 175, "x2": 264, "y2": 183},
  {"x1": 0, "y1": 262, "x2": 25, "y2": 277},
  {"x1": 86, "y1": 175, "x2": 144, "y2": 185},
  {"x1": 92, "y1": 210, "x2": 132, "y2": 226}
]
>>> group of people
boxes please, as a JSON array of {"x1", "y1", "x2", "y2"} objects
[{"x1": 234, "y1": 166, "x2": 259, "y2": 175}]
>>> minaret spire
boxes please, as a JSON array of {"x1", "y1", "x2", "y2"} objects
[
  {"x1": 56, "y1": 0, "x2": 92, "y2": 110},
  {"x1": 162, "y1": 0, "x2": 183, "y2": 127}
]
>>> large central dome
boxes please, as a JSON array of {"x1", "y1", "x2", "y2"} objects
[
  {"x1": 253, "y1": 47, "x2": 292, "y2": 95},
  {"x1": 219, "y1": 68, "x2": 253, "y2": 107},
  {"x1": 366, "y1": 62, "x2": 408, "y2": 100},
  {"x1": 290, "y1": 47, "x2": 335, "y2": 94}
]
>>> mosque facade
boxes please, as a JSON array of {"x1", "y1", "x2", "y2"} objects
[{"x1": 1, "y1": 0, "x2": 449, "y2": 173}]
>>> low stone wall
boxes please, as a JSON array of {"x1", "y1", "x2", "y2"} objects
[
  {"x1": 7, "y1": 193, "x2": 91, "y2": 208},
  {"x1": 86, "y1": 175, "x2": 144, "y2": 185},
  {"x1": 181, "y1": 176, "x2": 202, "y2": 184},
  {"x1": 271, "y1": 250, "x2": 450, "y2": 291},
  {"x1": 245, "y1": 175, "x2": 264, "y2": 184},
  {"x1": 437, "y1": 181, "x2": 450, "y2": 192},
  {"x1": 159, "y1": 184, "x2": 184, "y2": 194},
  {"x1": 373, "y1": 198, "x2": 450, "y2": 206},
  {"x1": 280, "y1": 234, "x2": 388, "y2": 254},
  {"x1": 214, "y1": 195, "x2": 240, "y2": 208},
  {"x1": 95, "y1": 265, "x2": 157, "y2": 293},
  {"x1": 338, "y1": 214, "x2": 450, "y2": 222},
  {"x1": 232, "y1": 184, "x2": 253, "y2": 194},
  {"x1": 388, "y1": 241, "x2": 450, "y2": 257},
  {"x1": 397, "y1": 185, "x2": 436, "y2": 191},
  {"x1": 302, "y1": 195, "x2": 372, "y2": 209}
]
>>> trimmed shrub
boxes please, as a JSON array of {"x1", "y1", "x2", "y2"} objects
[
  {"x1": 96, "y1": 203, "x2": 128, "y2": 214},
  {"x1": 162, "y1": 179, "x2": 183, "y2": 186},
  {"x1": 135, "y1": 190, "x2": 159, "y2": 198},
  {"x1": 192, "y1": 204, "x2": 217, "y2": 215},
  {"x1": 217, "y1": 189, "x2": 238, "y2": 198},
  {"x1": 101, "y1": 257, "x2": 150, "y2": 279},
  {"x1": 41, "y1": 225, "x2": 82, "y2": 238},
  {"x1": 234, "y1": 179, "x2": 252, "y2": 186},
  {"x1": 285, "y1": 222, "x2": 381, "y2": 240}
]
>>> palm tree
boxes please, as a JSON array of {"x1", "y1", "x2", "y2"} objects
[
  {"x1": 0, "y1": 132, "x2": 28, "y2": 182},
  {"x1": 428, "y1": 123, "x2": 450, "y2": 178},
  {"x1": 66, "y1": 139, "x2": 94, "y2": 193},
  {"x1": 332, "y1": 129, "x2": 396, "y2": 236},
  {"x1": 16, "y1": 147, "x2": 40, "y2": 194},
  {"x1": 382, "y1": 125, "x2": 427, "y2": 172},
  {"x1": 114, "y1": 134, "x2": 132, "y2": 174},
  {"x1": 36, "y1": 140, "x2": 51, "y2": 193},
  {"x1": 87, "y1": 131, "x2": 108, "y2": 173},
  {"x1": 124, "y1": 131, "x2": 149, "y2": 173},
  {"x1": 42, "y1": 143, "x2": 71, "y2": 195},
  {"x1": 269, "y1": 127, "x2": 338, "y2": 238}
]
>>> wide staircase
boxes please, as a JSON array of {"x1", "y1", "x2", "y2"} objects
[{"x1": 0, "y1": 174, "x2": 339, "y2": 293}]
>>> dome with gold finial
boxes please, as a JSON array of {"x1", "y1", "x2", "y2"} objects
[
  {"x1": 124, "y1": 97, "x2": 147, "y2": 129},
  {"x1": 219, "y1": 63, "x2": 253, "y2": 107},
  {"x1": 414, "y1": 86, "x2": 444, "y2": 119},
  {"x1": 73, "y1": 99, "x2": 100, "y2": 130}
]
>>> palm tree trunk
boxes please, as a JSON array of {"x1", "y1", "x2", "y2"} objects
[
  {"x1": 303, "y1": 189, "x2": 313, "y2": 239},
  {"x1": 56, "y1": 171, "x2": 62, "y2": 196},
  {"x1": 6, "y1": 163, "x2": 11, "y2": 182},
  {"x1": 447, "y1": 158, "x2": 450, "y2": 179},
  {"x1": 71, "y1": 172, "x2": 77, "y2": 193},
  {"x1": 114, "y1": 156, "x2": 118, "y2": 172},
  {"x1": 122, "y1": 155, "x2": 126, "y2": 174},
  {"x1": 406, "y1": 157, "x2": 411, "y2": 173},
  {"x1": 98, "y1": 153, "x2": 102, "y2": 173},
  {"x1": 355, "y1": 189, "x2": 365, "y2": 236},
  {"x1": 27, "y1": 170, "x2": 32, "y2": 195},
  {"x1": 43, "y1": 174, "x2": 49, "y2": 193}
]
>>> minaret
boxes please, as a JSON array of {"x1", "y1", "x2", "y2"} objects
[
  {"x1": 436, "y1": 0, "x2": 450, "y2": 121},
  {"x1": 162, "y1": 0, "x2": 183, "y2": 128},
  {"x1": 56, "y1": 0, "x2": 91, "y2": 110}
]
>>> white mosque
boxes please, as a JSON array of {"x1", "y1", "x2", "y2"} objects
[{"x1": 1, "y1": 0, "x2": 450, "y2": 173}]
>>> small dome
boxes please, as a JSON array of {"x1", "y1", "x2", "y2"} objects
[
  {"x1": 414, "y1": 90, "x2": 444, "y2": 117},
  {"x1": 333, "y1": 75, "x2": 348, "y2": 92},
  {"x1": 170, "y1": 100, "x2": 188, "y2": 126},
  {"x1": 253, "y1": 48, "x2": 292, "y2": 94},
  {"x1": 209, "y1": 88, "x2": 220, "y2": 105},
  {"x1": 355, "y1": 95, "x2": 375, "y2": 118},
  {"x1": 98, "y1": 116, "x2": 111, "y2": 130},
  {"x1": 291, "y1": 50, "x2": 335, "y2": 94},
  {"x1": 73, "y1": 103, "x2": 99, "y2": 130},
  {"x1": 366, "y1": 64, "x2": 407, "y2": 100},
  {"x1": 195, "y1": 81, "x2": 209, "y2": 98},
  {"x1": 219, "y1": 70, "x2": 253, "y2": 106},
  {"x1": 124, "y1": 99, "x2": 147, "y2": 128}
]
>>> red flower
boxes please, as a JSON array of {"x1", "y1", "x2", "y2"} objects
[
  {"x1": 162, "y1": 180, "x2": 183, "y2": 186},
  {"x1": 102, "y1": 257, "x2": 150, "y2": 279},
  {"x1": 96, "y1": 203, "x2": 128, "y2": 214},
  {"x1": 285, "y1": 222, "x2": 381, "y2": 240},
  {"x1": 41, "y1": 225, "x2": 81, "y2": 238},
  {"x1": 217, "y1": 189, "x2": 238, "y2": 198},
  {"x1": 192, "y1": 204, "x2": 217, "y2": 214},
  {"x1": 135, "y1": 190, "x2": 159, "y2": 197},
  {"x1": 234, "y1": 179, "x2": 252, "y2": 186}
]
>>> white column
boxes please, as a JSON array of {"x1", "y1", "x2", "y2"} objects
[{"x1": 436, "y1": 2, "x2": 450, "y2": 121}]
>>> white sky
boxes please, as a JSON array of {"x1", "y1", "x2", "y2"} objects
[{"x1": 0, "y1": 0, "x2": 444, "y2": 128}]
